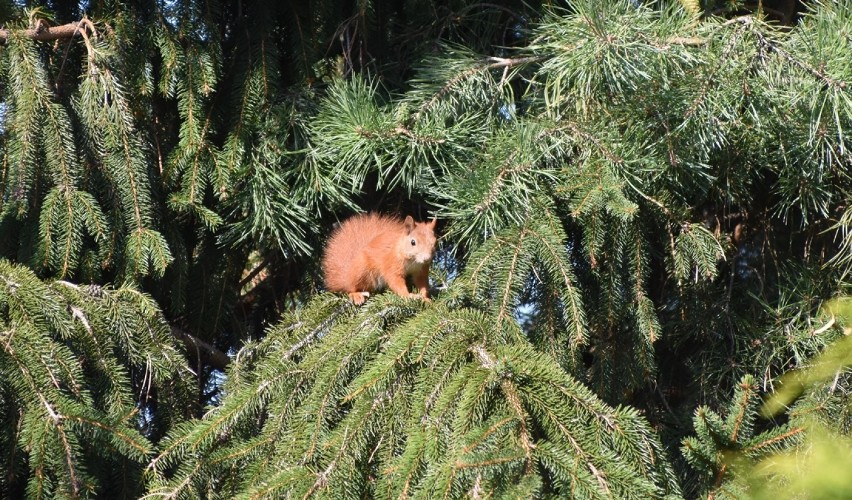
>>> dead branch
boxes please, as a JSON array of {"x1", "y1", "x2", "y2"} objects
[
  {"x1": 0, "y1": 20, "x2": 93, "y2": 43},
  {"x1": 170, "y1": 325, "x2": 231, "y2": 371}
]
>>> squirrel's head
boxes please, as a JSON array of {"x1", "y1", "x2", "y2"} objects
[{"x1": 399, "y1": 216, "x2": 437, "y2": 264}]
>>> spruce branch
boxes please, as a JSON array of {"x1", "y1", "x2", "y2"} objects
[{"x1": 682, "y1": 376, "x2": 803, "y2": 497}]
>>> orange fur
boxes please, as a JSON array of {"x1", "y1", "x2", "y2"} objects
[{"x1": 322, "y1": 213, "x2": 437, "y2": 304}]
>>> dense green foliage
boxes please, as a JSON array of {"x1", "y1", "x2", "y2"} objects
[
  {"x1": 0, "y1": 261, "x2": 191, "y2": 497},
  {"x1": 149, "y1": 296, "x2": 678, "y2": 498},
  {"x1": 0, "y1": 0, "x2": 851, "y2": 497}
]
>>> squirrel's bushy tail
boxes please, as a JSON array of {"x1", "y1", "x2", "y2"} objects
[{"x1": 322, "y1": 213, "x2": 402, "y2": 292}]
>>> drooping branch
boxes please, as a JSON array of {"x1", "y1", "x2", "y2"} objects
[{"x1": 0, "y1": 20, "x2": 93, "y2": 43}]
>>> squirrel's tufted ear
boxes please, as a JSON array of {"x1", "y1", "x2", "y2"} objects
[
  {"x1": 428, "y1": 217, "x2": 437, "y2": 229},
  {"x1": 404, "y1": 216, "x2": 415, "y2": 233}
]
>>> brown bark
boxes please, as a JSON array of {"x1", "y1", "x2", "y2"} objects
[
  {"x1": 0, "y1": 21, "x2": 90, "y2": 43},
  {"x1": 170, "y1": 325, "x2": 231, "y2": 371}
]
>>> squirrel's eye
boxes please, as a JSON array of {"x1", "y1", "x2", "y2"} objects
[{"x1": 410, "y1": 239, "x2": 416, "y2": 246}]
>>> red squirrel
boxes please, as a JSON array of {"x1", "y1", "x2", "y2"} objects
[{"x1": 322, "y1": 213, "x2": 437, "y2": 305}]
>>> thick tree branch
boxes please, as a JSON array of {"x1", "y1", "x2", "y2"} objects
[
  {"x1": 170, "y1": 325, "x2": 231, "y2": 371},
  {"x1": 0, "y1": 20, "x2": 92, "y2": 43}
]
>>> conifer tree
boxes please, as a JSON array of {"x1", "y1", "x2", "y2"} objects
[
  {"x1": 0, "y1": 260, "x2": 192, "y2": 497},
  {"x1": 0, "y1": 0, "x2": 851, "y2": 498}
]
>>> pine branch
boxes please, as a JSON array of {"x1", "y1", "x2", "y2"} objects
[{"x1": 745, "y1": 18, "x2": 848, "y2": 91}]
